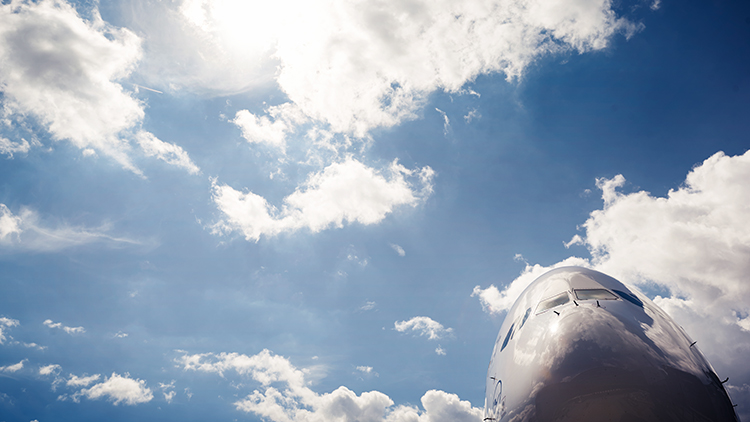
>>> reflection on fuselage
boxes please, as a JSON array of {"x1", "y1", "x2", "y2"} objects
[{"x1": 485, "y1": 267, "x2": 740, "y2": 422}]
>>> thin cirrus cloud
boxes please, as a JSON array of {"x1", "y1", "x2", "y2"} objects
[
  {"x1": 394, "y1": 316, "x2": 454, "y2": 341},
  {"x1": 472, "y1": 150, "x2": 750, "y2": 405},
  {"x1": 0, "y1": 0, "x2": 199, "y2": 175},
  {"x1": 0, "y1": 204, "x2": 141, "y2": 252},
  {"x1": 177, "y1": 349, "x2": 481, "y2": 422},
  {"x1": 211, "y1": 158, "x2": 435, "y2": 241}
]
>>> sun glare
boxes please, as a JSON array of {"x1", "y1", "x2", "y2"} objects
[{"x1": 180, "y1": 0, "x2": 313, "y2": 61}]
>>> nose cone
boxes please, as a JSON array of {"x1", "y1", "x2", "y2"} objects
[{"x1": 531, "y1": 304, "x2": 738, "y2": 422}]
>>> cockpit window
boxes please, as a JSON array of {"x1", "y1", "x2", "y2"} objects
[
  {"x1": 613, "y1": 289, "x2": 644, "y2": 307},
  {"x1": 500, "y1": 323, "x2": 514, "y2": 352},
  {"x1": 519, "y1": 308, "x2": 531, "y2": 330},
  {"x1": 536, "y1": 292, "x2": 570, "y2": 314},
  {"x1": 574, "y1": 289, "x2": 618, "y2": 300}
]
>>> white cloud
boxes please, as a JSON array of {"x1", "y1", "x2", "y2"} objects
[
  {"x1": 44, "y1": 319, "x2": 85, "y2": 335},
  {"x1": 67, "y1": 374, "x2": 101, "y2": 387},
  {"x1": 359, "y1": 301, "x2": 377, "y2": 311},
  {"x1": 463, "y1": 108, "x2": 481, "y2": 124},
  {"x1": 164, "y1": 390, "x2": 176, "y2": 403},
  {"x1": 0, "y1": 0, "x2": 198, "y2": 174},
  {"x1": 114, "y1": 331, "x2": 128, "y2": 339},
  {"x1": 0, "y1": 0, "x2": 142, "y2": 171},
  {"x1": 0, "y1": 204, "x2": 140, "y2": 252},
  {"x1": 212, "y1": 158, "x2": 434, "y2": 241},
  {"x1": 12, "y1": 341, "x2": 46, "y2": 350},
  {"x1": 233, "y1": 103, "x2": 308, "y2": 152},
  {"x1": 435, "y1": 345, "x2": 446, "y2": 356},
  {"x1": 0, "y1": 137, "x2": 30, "y2": 158},
  {"x1": 135, "y1": 131, "x2": 201, "y2": 175},
  {"x1": 129, "y1": 0, "x2": 640, "y2": 138},
  {"x1": 160, "y1": 380, "x2": 176, "y2": 403},
  {"x1": 0, "y1": 316, "x2": 20, "y2": 344},
  {"x1": 71, "y1": 372, "x2": 153, "y2": 405},
  {"x1": 390, "y1": 243, "x2": 406, "y2": 257},
  {"x1": 39, "y1": 364, "x2": 61, "y2": 376},
  {"x1": 472, "y1": 150, "x2": 750, "y2": 411},
  {"x1": 356, "y1": 366, "x2": 373, "y2": 374},
  {"x1": 0, "y1": 359, "x2": 26, "y2": 373},
  {"x1": 177, "y1": 349, "x2": 482, "y2": 422},
  {"x1": 394, "y1": 316, "x2": 453, "y2": 340},
  {"x1": 0, "y1": 205, "x2": 22, "y2": 242},
  {"x1": 435, "y1": 108, "x2": 451, "y2": 136}
]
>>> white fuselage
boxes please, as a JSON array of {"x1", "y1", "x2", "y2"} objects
[{"x1": 485, "y1": 267, "x2": 739, "y2": 422}]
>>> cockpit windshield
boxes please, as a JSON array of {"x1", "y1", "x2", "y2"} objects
[
  {"x1": 536, "y1": 292, "x2": 570, "y2": 314},
  {"x1": 574, "y1": 289, "x2": 618, "y2": 300}
]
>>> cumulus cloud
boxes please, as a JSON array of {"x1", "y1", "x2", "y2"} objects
[
  {"x1": 0, "y1": 204, "x2": 140, "y2": 252},
  {"x1": 0, "y1": 316, "x2": 20, "y2": 344},
  {"x1": 69, "y1": 372, "x2": 153, "y2": 405},
  {"x1": 177, "y1": 349, "x2": 481, "y2": 422},
  {"x1": 138, "y1": 0, "x2": 640, "y2": 138},
  {"x1": 394, "y1": 316, "x2": 453, "y2": 340},
  {"x1": 212, "y1": 158, "x2": 434, "y2": 241},
  {"x1": 0, "y1": 359, "x2": 26, "y2": 373},
  {"x1": 435, "y1": 345, "x2": 446, "y2": 356},
  {"x1": 39, "y1": 364, "x2": 61, "y2": 376},
  {"x1": 472, "y1": 150, "x2": 750, "y2": 414},
  {"x1": 44, "y1": 319, "x2": 85, "y2": 335},
  {"x1": 0, "y1": 0, "x2": 197, "y2": 174},
  {"x1": 0, "y1": 0, "x2": 141, "y2": 170},
  {"x1": 233, "y1": 103, "x2": 308, "y2": 152}
]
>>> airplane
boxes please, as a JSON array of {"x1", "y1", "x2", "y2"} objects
[{"x1": 484, "y1": 266, "x2": 740, "y2": 421}]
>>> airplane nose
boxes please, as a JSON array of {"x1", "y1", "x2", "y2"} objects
[{"x1": 530, "y1": 304, "x2": 738, "y2": 422}]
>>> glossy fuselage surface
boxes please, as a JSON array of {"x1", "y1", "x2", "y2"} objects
[{"x1": 485, "y1": 267, "x2": 739, "y2": 422}]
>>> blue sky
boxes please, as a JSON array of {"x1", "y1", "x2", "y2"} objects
[{"x1": 1, "y1": 0, "x2": 749, "y2": 421}]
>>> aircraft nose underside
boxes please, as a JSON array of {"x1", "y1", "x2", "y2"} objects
[{"x1": 485, "y1": 267, "x2": 739, "y2": 422}]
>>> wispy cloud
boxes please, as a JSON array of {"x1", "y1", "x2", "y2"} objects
[
  {"x1": 0, "y1": 204, "x2": 141, "y2": 252},
  {"x1": 390, "y1": 243, "x2": 406, "y2": 257},
  {"x1": 359, "y1": 301, "x2": 377, "y2": 311},
  {"x1": 435, "y1": 108, "x2": 451, "y2": 137},
  {"x1": 67, "y1": 374, "x2": 101, "y2": 387},
  {"x1": 44, "y1": 319, "x2": 85, "y2": 335}
]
